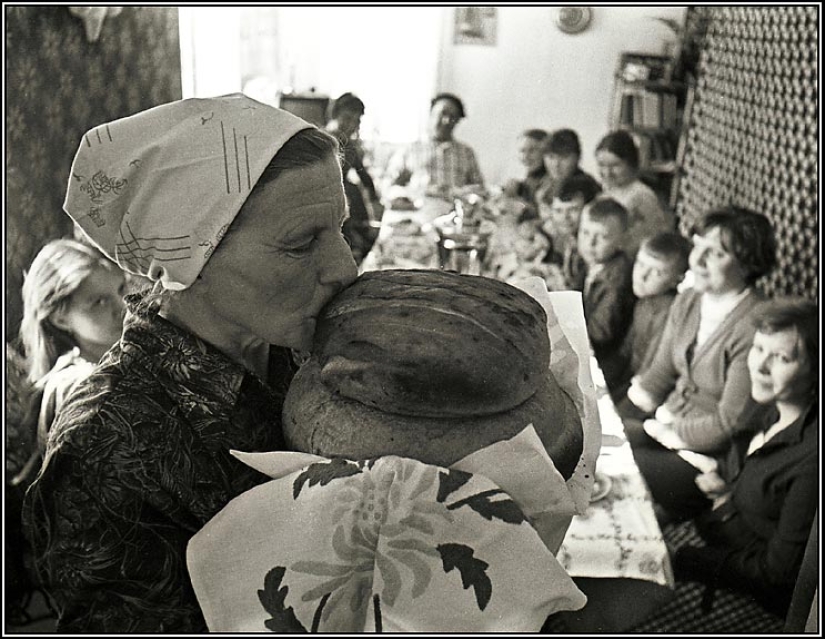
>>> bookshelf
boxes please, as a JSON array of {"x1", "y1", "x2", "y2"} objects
[{"x1": 610, "y1": 52, "x2": 689, "y2": 211}]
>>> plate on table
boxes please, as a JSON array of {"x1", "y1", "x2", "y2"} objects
[{"x1": 590, "y1": 471, "x2": 612, "y2": 502}]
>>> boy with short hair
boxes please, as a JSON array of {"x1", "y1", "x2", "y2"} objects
[
  {"x1": 576, "y1": 197, "x2": 636, "y2": 390},
  {"x1": 611, "y1": 231, "x2": 691, "y2": 400},
  {"x1": 538, "y1": 172, "x2": 602, "y2": 268}
]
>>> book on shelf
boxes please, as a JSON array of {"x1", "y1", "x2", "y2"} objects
[{"x1": 616, "y1": 91, "x2": 679, "y2": 131}]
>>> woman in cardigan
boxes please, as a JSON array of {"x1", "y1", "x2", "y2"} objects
[{"x1": 616, "y1": 206, "x2": 777, "y2": 522}]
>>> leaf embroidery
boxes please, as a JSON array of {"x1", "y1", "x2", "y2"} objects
[
  {"x1": 446, "y1": 488, "x2": 528, "y2": 524},
  {"x1": 293, "y1": 458, "x2": 362, "y2": 499},
  {"x1": 257, "y1": 566, "x2": 307, "y2": 632},
  {"x1": 436, "y1": 468, "x2": 471, "y2": 503},
  {"x1": 436, "y1": 543, "x2": 493, "y2": 611}
]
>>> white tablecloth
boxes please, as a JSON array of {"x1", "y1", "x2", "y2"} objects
[{"x1": 556, "y1": 360, "x2": 675, "y2": 588}]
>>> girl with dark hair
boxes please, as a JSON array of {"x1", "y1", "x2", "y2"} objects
[{"x1": 596, "y1": 130, "x2": 673, "y2": 253}]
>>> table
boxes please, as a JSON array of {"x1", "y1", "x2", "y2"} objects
[
  {"x1": 359, "y1": 198, "x2": 451, "y2": 272},
  {"x1": 548, "y1": 359, "x2": 675, "y2": 632}
]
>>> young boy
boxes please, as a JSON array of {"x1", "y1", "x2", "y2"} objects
[
  {"x1": 611, "y1": 231, "x2": 691, "y2": 400},
  {"x1": 576, "y1": 197, "x2": 636, "y2": 391},
  {"x1": 538, "y1": 172, "x2": 602, "y2": 268}
]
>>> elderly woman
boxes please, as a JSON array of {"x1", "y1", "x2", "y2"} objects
[
  {"x1": 617, "y1": 206, "x2": 777, "y2": 522},
  {"x1": 631, "y1": 298, "x2": 818, "y2": 631},
  {"x1": 23, "y1": 94, "x2": 358, "y2": 633}
]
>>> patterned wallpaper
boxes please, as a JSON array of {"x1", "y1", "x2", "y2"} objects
[
  {"x1": 5, "y1": 6, "x2": 182, "y2": 337},
  {"x1": 675, "y1": 6, "x2": 818, "y2": 300}
]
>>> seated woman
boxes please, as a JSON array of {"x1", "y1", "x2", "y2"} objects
[
  {"x1": 325, "y1": 92, "x2": 383, "y2": 264},
  {"x1": 616, "y1": 206, "x2": 778, "y2": 522},
  {"x1": 632, "y1": 298, "x2": 818, "y2": 631},
  {"x1": 595, "y1": 130, "x2": 673, "y2": 255}
]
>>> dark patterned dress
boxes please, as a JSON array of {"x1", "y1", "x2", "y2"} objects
[{"x1": 23, "y1": 292, "x2": 297, "y2": 633}]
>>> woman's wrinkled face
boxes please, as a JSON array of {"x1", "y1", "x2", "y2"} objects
[
  {"x1": 519, "y1": 137, "x2": 545, "y2": 173},
  {"x1": 689, "y1": 227, "x2": 749, "y2": 296},
  {"x1": 748, "y1": 328, "x2": 813, "y2": 406},
  {"x1": 596, "y1": 150, "x2": 635, "y2": 189},
  {"x1": 543, "y1": 152, "x2": 578, "y2": 183},
  {"x1": 54, "y1": 264, "x2": 127, "y2": 353},
  {"x1": 195, "y1": 155, "x2": 358, "y2": 351}
]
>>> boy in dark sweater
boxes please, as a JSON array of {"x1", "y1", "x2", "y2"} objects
[{"x1": 576, "y1": 197, "x2": 635, "y2": 390}]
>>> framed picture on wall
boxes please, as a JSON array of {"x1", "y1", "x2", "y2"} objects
[{"x1": 454, "y1": 7, "x2": 497, "y2": 46}]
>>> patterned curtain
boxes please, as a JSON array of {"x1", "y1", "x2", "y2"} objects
[
  {"x1": 675, "y1": 6, "x2": 818, "y2": 300},
  {"x1": 5, "y1": 6, "x2": 182, "y2": 338}
]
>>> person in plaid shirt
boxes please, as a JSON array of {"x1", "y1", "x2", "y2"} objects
[{"x1": 386, "y1": 93, "x2": 484, "y2": 202}]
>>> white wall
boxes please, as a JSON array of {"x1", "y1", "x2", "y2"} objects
[{"x1": 437, "y1": 6, "x2": 687, "y2": 185}]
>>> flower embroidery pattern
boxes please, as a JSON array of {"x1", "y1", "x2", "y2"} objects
[
  {"x1": 80, "y1": 170, "x2": 127, "y2": 202},
  {"x1": 257, "y1": 458, "x2": 528, "y2": 632}
]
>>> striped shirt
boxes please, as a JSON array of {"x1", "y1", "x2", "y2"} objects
[{"x1": 387, "y1": 139, "x2": 484, "y2": 197}]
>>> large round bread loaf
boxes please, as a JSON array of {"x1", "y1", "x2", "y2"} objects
[
  {"x1": 312, "y1": 269, "x2": 551, "y2": 417},
  {"x1": 283, "y1": 359, "x2": 584, "y2": 480}
]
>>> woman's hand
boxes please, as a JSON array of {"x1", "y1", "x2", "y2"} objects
[{"x1": 643, "y1": 418, "x2": 689, "y2": 450}]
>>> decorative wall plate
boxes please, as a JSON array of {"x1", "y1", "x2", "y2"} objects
[{"x1": 555, "y1": 7, "x2": 593, "y2": 34}]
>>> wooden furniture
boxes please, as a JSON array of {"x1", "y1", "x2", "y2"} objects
[{"x1": 610, "y1": 52, "x2": 691, "y2": 212}]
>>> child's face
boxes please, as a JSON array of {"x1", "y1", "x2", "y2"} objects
[
  {"x1": 632, "y1": 247, "x2": 684, "y2": 298},
  {"x1": 543, "y1": 152, "x2": 578, "y2": 182},
  {"x1": 577, "y1": 212, "x2": 625, "y2": 266},
  {"x1": 596, "y1": 150, "x2": 635, "y2": 189},
  {"x1": 52, "y1": 264, "x2": 127, "y2": 353},
  {"x1": 549, "y1": 196, "x2": 584, "y2": 237},
  {"x1": 518, "y1": 137, "x2": 545, "y2": 173}
]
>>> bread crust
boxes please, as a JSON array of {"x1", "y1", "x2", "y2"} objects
[
  {"x1": 283, "y1": 359, "x2": 583, "y2": 480},
  {"x1": 312, "y1": 269, "x2": 551, "y2": 417}
]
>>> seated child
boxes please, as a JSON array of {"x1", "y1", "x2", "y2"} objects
[
  {"x1": 577, "y1": 198, "x2": 636, "y2": 389},
  {"x1": 611, "y1": 231, "x2": 691, "y2": 400},
  {"x1": 502, "y1": 129, "x2": 549, "y2": 215},
  {"x1": 536, "y1": 128, "x2": 601, "y2": 207},
  {"x1": 486, "y1": 210, "x2": 550, "y2": 284},
  {"x1": 539, "y1": 174, "x2": 600, "y2": 290}
]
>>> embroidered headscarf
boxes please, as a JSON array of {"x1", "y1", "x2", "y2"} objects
[{"x1": 64, "y1": 93, "x2": 312, "y2": 290}]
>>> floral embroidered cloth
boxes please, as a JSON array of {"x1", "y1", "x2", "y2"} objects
[
  {"x1": 188, "y1": 428, "x2": 588, "y2": 632},
  {"x1": 187, "y1": 281, "x2": 602, "y2": 632}
]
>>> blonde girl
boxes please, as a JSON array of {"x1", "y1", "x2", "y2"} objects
[{"x1": 18, "y1": 238, "x2": 126, "y2": 448}]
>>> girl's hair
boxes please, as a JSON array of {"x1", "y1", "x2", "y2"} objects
[
  {"x1": 694, "y1": 206, "x2": 778, "y2": 284},
  {"x1": 545, "y1": 128, "x2": 582, "y2": 157},
  {"x1": 752, "y1": 297, "x2": 819, "y2": 378},
  {"x1": 19, "y1": 238, "x2": 115, "y2": 383},
  {"x1": 595, "y1": 130, "x2": 640, "y2": 170}
]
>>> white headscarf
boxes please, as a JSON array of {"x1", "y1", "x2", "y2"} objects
[{"x1": 64, "y1": 93, "x2": 312, "y2": 290}]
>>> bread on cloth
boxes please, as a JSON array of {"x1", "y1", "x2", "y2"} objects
[{"x1": 283, "y1": 269, "x2": 583, "y2": 479}]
